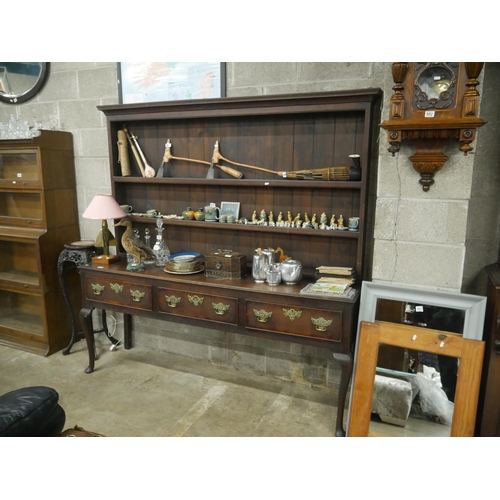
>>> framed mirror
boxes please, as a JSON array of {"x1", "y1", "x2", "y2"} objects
[
  {"x1": 0, "y1": 63, "x2": 49, "y2": 104},
  {"x1": 347, "y1": 282, "x2": 487, "y2": 436},
  {"x1": 348, "y1": 321, "x2": 485, "y2": 437},
  {"x1": 355, "y1": 281, "x2": 487, "y2": 341}
]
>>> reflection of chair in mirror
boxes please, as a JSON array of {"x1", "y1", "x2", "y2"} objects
[{"x1": 348, "y1": 321, "x2": 485, "y2": 437}]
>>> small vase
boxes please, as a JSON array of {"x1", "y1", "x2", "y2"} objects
[
  {"x1": 194, "y1": 208, "x2": 205, "y2": 221},
  {"x1": 183, "y1": 207, "x2": 195, "y2": 220}
]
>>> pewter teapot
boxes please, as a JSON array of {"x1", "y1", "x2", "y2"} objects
[{"x1": 280, "y1": 259, "x2": 302, "y2": 285}]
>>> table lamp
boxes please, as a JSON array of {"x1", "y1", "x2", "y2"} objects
[{"x1": 82, "y1": 194, "x2": 127, "y2": 265}]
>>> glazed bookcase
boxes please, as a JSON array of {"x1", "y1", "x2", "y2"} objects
[
  {"x1": 0, "y1": 131, "x2": 80, "y2": 355},
  {"x1": 90, "y1": 90, "x2": 382, "y2": 436}
]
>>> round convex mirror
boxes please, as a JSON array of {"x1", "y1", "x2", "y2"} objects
[{"x1": 0, "y1": 63, "x2": 49, "y2": 104}]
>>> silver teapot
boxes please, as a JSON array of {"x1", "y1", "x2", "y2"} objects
[{"x1": 280, "y1": 259, "x2": 302, "y2": 285}]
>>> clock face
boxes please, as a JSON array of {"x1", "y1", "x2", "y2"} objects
[{"x1": 412, "y1": 63, "x2": 459, "y2": 111}]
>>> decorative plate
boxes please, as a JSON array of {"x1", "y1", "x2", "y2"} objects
[
  {"x1": 169, "y1": 252, "x2": 201, "y2": 262},
  {"x1": 164, "y1": 266, "x2": 204, "y2": 275}
]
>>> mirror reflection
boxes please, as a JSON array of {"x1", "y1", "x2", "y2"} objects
[
  {"x1": 369, "y1": 299, "x2": 464, "y2": 437},
  {"x1": 0, "y1": 63, "x2": 47, "y2": 104}
]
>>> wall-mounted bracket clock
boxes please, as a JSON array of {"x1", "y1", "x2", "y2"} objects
[{"x1": 380, "y1": 62, "x2": 486, "y2": 191}]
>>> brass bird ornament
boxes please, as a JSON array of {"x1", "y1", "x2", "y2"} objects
[{"x1": 115, "y1": 218, "x2": 156, "y2": 271}]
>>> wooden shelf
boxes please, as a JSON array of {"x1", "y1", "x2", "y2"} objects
[
  {"x1": 113, "y1": 176, "x2": 364, "y2": 190},
  {"x1": 128, "y1": 216, "x2": 361, "y2": 238}
]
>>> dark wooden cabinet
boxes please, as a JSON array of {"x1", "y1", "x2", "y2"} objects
[
  {"x1": 98, "y1": 90, "x2": 381, "y2": 278},
  {"x1": 476, "y1": 263, "x2": 500, "y2": 436},
  {"x1": 0, "y1": 131, "x2": 80, "y2": 355},
  {"x1": 83, "y1": 91, "x2": 382, "y2": 436}
]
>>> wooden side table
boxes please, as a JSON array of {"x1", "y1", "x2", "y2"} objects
[{"x1": 57, "y1": 241, "x2": 119, "y2": 355}]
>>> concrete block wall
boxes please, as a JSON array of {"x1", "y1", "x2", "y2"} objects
[
  {"x1": 2, "y1": 61, "x2": 498, "y2": 391},
  {"x1": 462, "y1": 63, "x2": 500, "y2": 295}
]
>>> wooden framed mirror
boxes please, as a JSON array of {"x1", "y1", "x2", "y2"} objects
[{"x1": 348, "y1": 321, "x2": 485, "y2": 437}]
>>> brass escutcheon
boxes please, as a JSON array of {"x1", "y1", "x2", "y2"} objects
[
  {"x1": 91, "y1": 283, "x2": 105, "y2": 295},
  {"x1": 283, "y1": 308, "x2": 302, "y2": 321},
  {"x1": 165, "y1": 295, "x2": 181, "y2": 308},
  {"x1": 212, "y1": 302, "x2": 230, "y2": 315},
  {"x1": 110, "y1": 283, "x2": 124, "y2": 293},
  {"x1": 188, "y1": 295, "x2": 204, "y2": 307},
  {"x1": 130, "y1": 290, "x2": 145, "y2": 302},
  {"x1": 253, "y1": 309, "x2": 272, "y2": 323},
  {"x1": 311, "y1": 317, "x2": 332, "y2": 332}
]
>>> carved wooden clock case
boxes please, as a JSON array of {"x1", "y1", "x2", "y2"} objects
[{"x1": 380, "y1": 62, "x2": 486, "y2": 191}]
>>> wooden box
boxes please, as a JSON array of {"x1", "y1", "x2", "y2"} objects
[{"x1": 205, "y1": 250, "x2": 247, "y2": 279}]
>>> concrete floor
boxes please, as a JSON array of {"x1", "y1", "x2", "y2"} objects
[
  {"x1": 0, "y1": 334, "x2": 454, "y2": 438},
  {"x1": 0, "y1": 335, "x2": 343, "y2": 437}
]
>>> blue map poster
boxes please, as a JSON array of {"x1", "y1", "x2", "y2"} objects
[{"x1": 119, "y1": 62, "x2": 223, "y2": 104}]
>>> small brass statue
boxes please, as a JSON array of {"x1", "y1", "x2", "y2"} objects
[
  {"x1": 268, "y1": 211, "x2": 275, "y2": 226},
  {"x1": 311, "y1": 213, "x2": 318, "y2": 229},
  {"x1": 293, "y1": 213, "x2": 302, "y2": 228}
]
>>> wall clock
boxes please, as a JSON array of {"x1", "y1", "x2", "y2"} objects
[{"x1": 380, "y1": 62, "x2": 486, "y2": 191}]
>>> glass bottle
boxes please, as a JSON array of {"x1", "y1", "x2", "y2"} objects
[
  {"x1": 127, "y1": 229, "x2": 140, "y2": 265},
  {"x1": 153, "y1": 218, "x2": 170, "y2": 266}
]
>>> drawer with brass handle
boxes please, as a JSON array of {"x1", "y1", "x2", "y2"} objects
[
  {"x1": 158, "y1": 286, "x2": 237, "y2": 325},
  {"x1": 84, "y1": 277, "x2": 152, "y2": 311},
  {"x1": 245, "y1": 300, "x2": 343, "y2": 342}
]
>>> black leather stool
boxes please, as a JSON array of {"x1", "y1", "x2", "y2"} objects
[{"x1": 0, "y1": 386, "x2": 66, "y2": 437}]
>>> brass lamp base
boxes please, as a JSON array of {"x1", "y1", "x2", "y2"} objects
[{"x1": 91, "y1": 254, "x2": 120, "y2": 265}]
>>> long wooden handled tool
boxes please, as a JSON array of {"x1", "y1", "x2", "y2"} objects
[
  {"x1": 117, "y1": 130, "x2": 131, "y2": 176},
  {"x1": 129, "y1": 132, "x2": 156, "y2": 178},
  {"x1": 214, "y1": 142, "x2": 361, "y2": 181},
  {"x1": 163, "y1": 140, "x2": 242, "y2": 179},
  {"x1": 212, "y1": 141, "x2": 284, "y2": 177},
  {"x1": 124, "y1": 128, "x2": 146, "y2": 177}
]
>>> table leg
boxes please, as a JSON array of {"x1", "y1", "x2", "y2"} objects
[
  {"x1": 80, "y1": 307, "x2": 96, "y2": 374},
  {"x1": 124, "y1": 313, "x2": 132, "y2": 349},
  {"x1": 57, "y1": 257, "x2": 81, "y2": 356},
  {"x1": 332, "y1": 352, "x2": 353, "y2": 437}
]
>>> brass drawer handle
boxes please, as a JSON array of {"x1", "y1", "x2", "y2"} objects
[
  {"x1": 130, "y1": 290, "x2": 145, "y2": 302},
  {"x1": 188, "y1": 295, "x2": 204, "y2": 307},
  {"x1": 311, "y1": 317, "x2": 332, "y2": 332},
  {"x1": 91, "y1": 283, "x2": 105, "y2": 295},
  {"x1": 165, "y1": 295, "x2": 181, "y2": 308},
  {"x1": 212, "y1": 302, "x2": 230, "y2": 315},
  {"x1": 110, "y1": 283, "x2": 124, "y2": 293},
  {"x1": 283, "y1": 308, "x2": 302, "y2": 321},
  {"x1": 253, "y1": 309, "x2": 272, "y2": 323}
]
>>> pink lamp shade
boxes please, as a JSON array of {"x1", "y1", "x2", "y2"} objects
[
  {"x1": 82, "y1": 194, "x2": 127, "y2": 220},
  {"x1": 82, "y1": 194, "x2": 127, "y2": 265}
]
